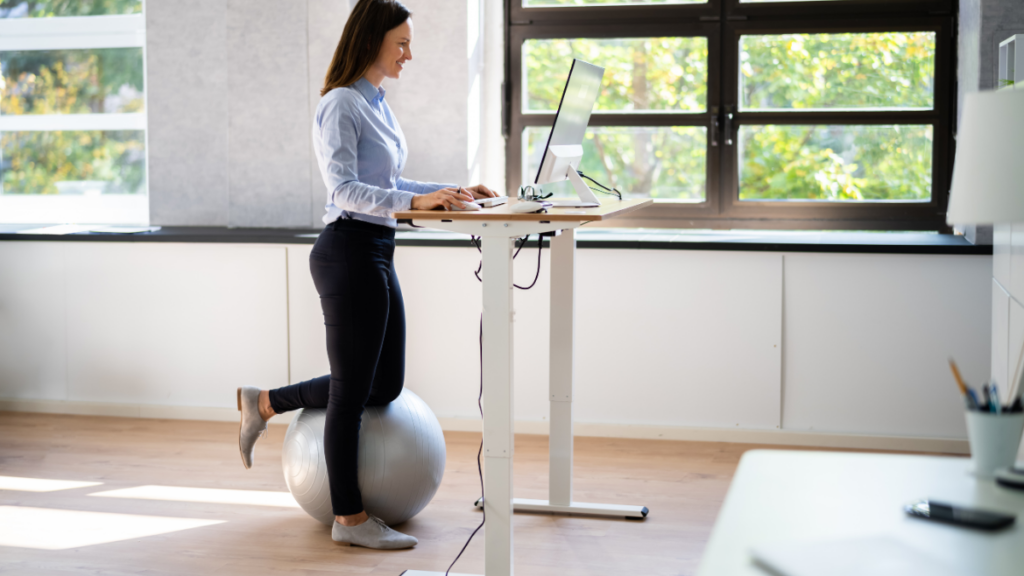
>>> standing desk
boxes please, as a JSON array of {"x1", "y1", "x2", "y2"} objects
[{"x1": 395, "y1": 198, "x2": 652, "y2": 576}]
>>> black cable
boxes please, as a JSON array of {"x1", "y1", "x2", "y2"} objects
[
  {"x1": 447, "y1": 233, "x2": 543, "y2": 574},
  {"x1": 577, "y1": 171, "x2": 623, "y2": 200},
  {"x1": 444, "y1": 314, "x2": 485, "y2": 576},
  {"x1": 513, "y1": 235, "x2": 528, "y2": 259},
  {"x1": 470, "y1": 236, "x2": 483, "y2": 282},
  {"x1": 470, "y1": 234, "x2": 534, "y2": 284},
  {"x1": 514, "y1": 236, "x2": 543, "y2": 290}
]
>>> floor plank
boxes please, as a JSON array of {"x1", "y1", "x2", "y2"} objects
[{"x1": 0, "y1": 412, "x2": 942, "y2": 575}]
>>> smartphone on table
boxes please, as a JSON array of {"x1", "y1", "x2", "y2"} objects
[{"x1": 904, "y1": 499, "x2": 1015, "y2": 530}]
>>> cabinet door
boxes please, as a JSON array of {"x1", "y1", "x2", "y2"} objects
[
  {"x1": 992, "y1": 279, "x2": 1010, "y2": 396},
  {"x1": 1008, "y1": 294, "x2": 1024, "y2": 406}
]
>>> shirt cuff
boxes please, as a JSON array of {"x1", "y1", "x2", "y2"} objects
[{"x1": 394, "y1": 191, "x2": 416, "y2": 213}]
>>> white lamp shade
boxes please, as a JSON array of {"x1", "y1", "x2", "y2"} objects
[{"x1": 947, "y1": 89, "x2": 1024, "y2": 225}]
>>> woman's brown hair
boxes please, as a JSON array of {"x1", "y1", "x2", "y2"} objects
[{"x1": 320, "y1": 0, "x2": 412, "y2": 97}]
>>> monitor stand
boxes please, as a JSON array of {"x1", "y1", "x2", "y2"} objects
[{"x1": 548, "y1": 170, "x2": 601, "y2": 208}]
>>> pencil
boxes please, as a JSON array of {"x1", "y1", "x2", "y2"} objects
[{"x1": 949, "y1": 359, "x2": 969, "y2": 396}]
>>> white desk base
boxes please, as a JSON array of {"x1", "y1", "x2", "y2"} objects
[
  {"x1": 473, "y1": 497, "x2": 648, "y2": 519},
  {"x1": 400, "y1": 219, "x2": 646, "y2": 576}
]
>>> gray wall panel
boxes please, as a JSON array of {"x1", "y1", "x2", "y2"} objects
[
  {"x1": 383, "y1": 0, "x2": 467, "y2": 187},
  {"x1": 959, "y1": 0, "x2": 981, "y2": 129},
  {"x1": 307, "y1": 0, "x2": 350, "y2": 227},
  {"x1": 980, "y1": 0, "x2": 1024, "y2": 91},
  {"x1": 146, "y1": 0, "x2": 468, "y2": 227},
  {"x1": 147, "y1": 0, "x2": 229, "y2": 226},
  {"x1": 226, "y1": 0, "x2": 313, "y2": 228}
]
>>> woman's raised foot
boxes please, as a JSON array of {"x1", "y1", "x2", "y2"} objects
[{"x1": 236, "y1": 386, "x2": 269, "y2": 469}]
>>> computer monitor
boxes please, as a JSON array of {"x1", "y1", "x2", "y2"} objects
[{"x1": 533, "y1": 59, "x2": 606, "y2": 207}]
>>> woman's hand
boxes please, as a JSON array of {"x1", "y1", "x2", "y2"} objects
[
  {"x1": 410, "y1": 187, "x2": 475, "y2": 211},
  {"x1": 464, "y1": 184, "x2": 499, "y2": 199}
]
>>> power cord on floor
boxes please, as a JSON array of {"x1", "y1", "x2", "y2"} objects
[{"x1": 444, "y1": 234, "x2": 543, "y2": 575}]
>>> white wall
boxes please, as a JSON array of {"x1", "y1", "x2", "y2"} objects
[{"x1": 0, "y1": 241, "x2": 990, "y2": 452}]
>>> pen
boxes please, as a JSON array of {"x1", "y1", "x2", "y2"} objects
[
  {"x1": 966, "y1": 387, "x2": 981, "y2": 411},
  {"x1": 949, "y1": 359, "x2": 969, "y2": 396},
  {"x1": 991, "y1": 383, "x2": 1002, "y2": 414},
  {"x1": 982, "y1": 384, "x2": 992, "y2": 412}
]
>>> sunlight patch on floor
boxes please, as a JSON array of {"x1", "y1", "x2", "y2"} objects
[
  {"x1": 0, "y1": 506, "x2": 224, "y2": 550},
  {"x1": 0, "y1": 476, "x2": 103, "y2": 492},
  {"x1": 89, "y1": 485, "x2": 300, "y2": 507}
]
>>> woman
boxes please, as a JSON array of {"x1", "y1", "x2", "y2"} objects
[{"x1": 234, "y1": 0, "x2": 496, "y2": 550}]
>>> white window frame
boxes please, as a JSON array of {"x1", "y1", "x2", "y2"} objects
[{"x1": 0, "y1": 11, "x2": 149, "y2": 225}]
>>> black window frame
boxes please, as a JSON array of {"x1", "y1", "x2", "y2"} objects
[{"x1": 504, "y1": 0, "x2": 957, "y2": 231}]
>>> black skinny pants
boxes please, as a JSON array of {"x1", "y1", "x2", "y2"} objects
[{"x1": 268, "y1": 218, "x2": 405, "y2": 517}]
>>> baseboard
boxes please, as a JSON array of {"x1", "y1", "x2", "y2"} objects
[
  {"x1": 436, "y1": 417, "x2": 970, "y2": 454},
  {"x1": 0, "y1": 398, "x2": 968, "y2": 454},
  {"x1": 0, "y1": 398, "x2": 297, "y2": 425}
]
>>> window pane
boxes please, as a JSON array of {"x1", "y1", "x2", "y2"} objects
[
  {"x1": 524, "y1": 126, "x2": 706, "y2": 201},
  {"x1": 0, "y1": 0, "x2": 141, "y2": 18},
  {"x1": 1, "y1": 130, "x2": 146, "y2": 195},
  {"x1": 523, "y1": 37, "x2": 708, "y2": 113},
  {"x1": 524, "y1": 0, "x2": 703, "y2": 5},
  {"x1": 1, "y1": 49, "x2": 145, "y2": 115},
  {"x1": 740, "y1": 33, "x2": 935, "y2": 111},
  {"x1": 738, "y1": 125, "x2": 932, "y2": 201}
]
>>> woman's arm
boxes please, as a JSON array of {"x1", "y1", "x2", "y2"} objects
[
  {"x1": 319, "y1": 96, "x2": 416, "y2": 217},
  {"x1": 396, "y1": 177, "x2": 457, "y2": 195}
]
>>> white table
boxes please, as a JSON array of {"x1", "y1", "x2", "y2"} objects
[
  {"x1": 697, "y1": 450, "x2": 1024, "y2": 576},
  {"x1": 395, "y1": 199, "x2": 652, "y2": 576}
]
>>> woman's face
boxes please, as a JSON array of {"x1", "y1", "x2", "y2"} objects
[{"x1": 372, "y1": 19, "x2": 413, "y2": 81}]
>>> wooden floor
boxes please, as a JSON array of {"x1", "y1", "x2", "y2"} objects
[{"x1": 0, "y1": 412, "x2": 919, "y2": 575}]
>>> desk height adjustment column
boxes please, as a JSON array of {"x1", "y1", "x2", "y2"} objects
[
  {"x1": 481, "y1": 235, "x2": 516, "y2": 576},
  {"x1": 508, "y1": 227, "x2": 649, "y2": 521},
  {"x1": 548, "y1": 228, "x2": 576, "y2": 507}
]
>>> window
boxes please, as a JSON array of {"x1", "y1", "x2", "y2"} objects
[
  {"x1": 0, "y1": 0, "x2": 148, "y2": 224},
  {"x1": 505, "y1": 0, "x2": 954, "y2": 229}
]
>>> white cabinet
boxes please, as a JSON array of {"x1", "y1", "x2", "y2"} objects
[{"x1": 993, "y1": 279, "x2": 1010, "y2": 396}]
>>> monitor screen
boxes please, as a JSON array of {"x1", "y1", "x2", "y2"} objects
[{"x1": 534, "y1": 59, "x2": 605, "y2": 184}]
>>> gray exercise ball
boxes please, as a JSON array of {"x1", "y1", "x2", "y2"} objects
[{"x1": 281, "y1": 389, "x2": 446, "y2": 527}]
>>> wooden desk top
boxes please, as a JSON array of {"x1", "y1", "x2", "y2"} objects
[{"x1": 394, "y1": 198, "x2": 653, "y2": 223}]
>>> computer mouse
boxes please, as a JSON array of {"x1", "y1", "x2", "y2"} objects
[
  {"x1": 511, "y1": 201, "x2": 546, "y2": 213},
  {"x1": 450, "y1": 200, "x2": 481, "y2": 211}
]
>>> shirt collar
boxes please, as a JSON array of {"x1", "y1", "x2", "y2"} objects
[{"x1": 353, "y1": 77, "x2": 386, "y2": 105}]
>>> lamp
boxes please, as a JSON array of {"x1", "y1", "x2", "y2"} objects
[
  {"x1": 946, "y1": 88, "x2": 1024, "y2": 225},
  {"x1": 947, "y1": 88, "x2": 1024, "y2": 490}
]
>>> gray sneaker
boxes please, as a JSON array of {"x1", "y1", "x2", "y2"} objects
[
  {"x1": 332, "y1": 515, "x2": 418, "y2": 549},
  {"x1": 236, "y1": 386, "x2": 267, "y2": 469}
]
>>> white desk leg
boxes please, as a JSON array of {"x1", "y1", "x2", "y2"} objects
[
  {"x1": 417, "y1": 235, "x2": 516, "y2": 576},
  {"x1": 548, "y1": 228, "x2": 576, "y2": 507},
  {"x1": 503, "y1": 229, "x2": 647, "y2": 521},
  {"x1": 480, "y1": 235, "x2": 516, "y2": 576}
]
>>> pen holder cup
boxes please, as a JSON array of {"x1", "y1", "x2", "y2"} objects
[{"x1": 965, "y1": 411, "x2": 1024, "y2": 478}]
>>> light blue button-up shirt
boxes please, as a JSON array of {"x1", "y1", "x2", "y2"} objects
[{"x1": 313, "y1": 77, "x2": 454, "y2": 228}]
